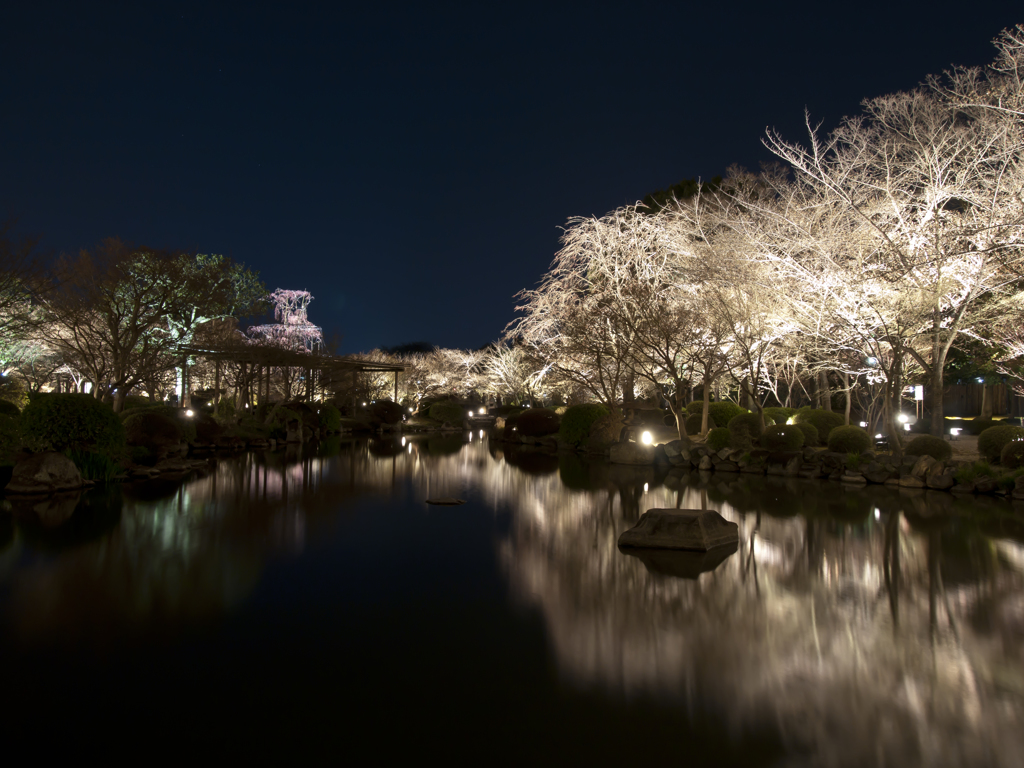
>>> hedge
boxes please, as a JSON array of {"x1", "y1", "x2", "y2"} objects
[
  {"x1": 796, "y1": 408, "x2": 845, "y2": 443},
  {"x1": 904, "y1": 434, "x2": 952, "y2": 462},
  {"x1": 827, "y1": 425, "x2": 872, "y2": 454},
  {"x1": 20, "y1": 393, "x2": 125, "y2": 454},
  {"x1": 978, "y1": 425, "x2": 1024, "y2": 463},
  {"x1": 558, "y1": 404, "x2": 609, "y2": 448},
  {"x1": 761, "y1": 424, "x2": 805, "y2": 452}
]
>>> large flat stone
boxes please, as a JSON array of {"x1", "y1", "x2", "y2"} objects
[
  {"x1": 617, "y1": 509, "x2": 739, "y2": 552},
  {"x1": 5, "y1": 452, "x2": 84, "y2": 495}
]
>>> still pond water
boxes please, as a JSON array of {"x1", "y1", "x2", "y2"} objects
[{"x1": 1, "y1": 433, "x2": 1023, "y2": 764}]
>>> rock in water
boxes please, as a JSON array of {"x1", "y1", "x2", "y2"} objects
[
  {"x1": 5, "y1": 452, "x2": 84, "y2": 495},
  {"x1": 617, "y1": 509, "x2": 738, "y2": 551}
]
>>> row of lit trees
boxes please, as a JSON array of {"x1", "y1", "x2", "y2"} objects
[
  {"x1": 0, "y1": 237, "x2": 269, "y2": 411},
  {"x1": 505, "y1": 25, "x2": 1024, "y2": 445}
]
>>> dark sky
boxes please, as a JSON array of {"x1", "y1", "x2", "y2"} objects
[{"x1": 1, "y1": 3, "x2": 1018, "y2": 353}]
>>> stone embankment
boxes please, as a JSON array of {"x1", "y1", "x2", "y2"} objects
[{"x1": 661, "y1": 440, "x2": 1024, "y2": 500}]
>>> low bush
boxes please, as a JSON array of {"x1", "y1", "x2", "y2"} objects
[
  {"x1": 129, "y1": 404, "x2": 197, "y2": 442},
  {"x1": 319, "y1": 402, "x2": 342, "y2": 433},
  {"x1": 685, "y1": 401, "x2": 703, "y2": 414},
  {"x1": 762, "y1": 407, "x2": 796, "y2": 426},
  {"x1": 827, "y1": 425, "x2": 872, "y2": 454},
  {"x1": 761, "y1": 424, "x2": 805, "y2": 452},
  {"x1": 795, "y1": 408, "x2": 845, "y2": 444},
  {"x1": 1000, "y1": 439, "x2": 1024, "y2": 469},
  {"x1": 428, "y1": 400, "x2": 466, "y2": 426},
  {"x1": 0, "y1": 399, "x2": 21, "y2": 417},
  {"x1": 585, "y1": 411, "x2": 623, "y2": 452},
  {"x1": 123, "y1": 410, "x2": 183, "y2": 453},
  {"x1": 708, "y1": 401, "x2": 746, "y2": 428},
  {"x1": 20, "y1": 393, "x2": 125, "y2": 454},
  {"x1": 904, "y1": 434, "x2": 952, "y2": 462},
  {"x1": 795, "y1": 422, "x2": 819, "y2": 446},
  {"x1": 67, "y1": 448, "x2": 121, "y2": 482},
  {"x1": 559, "y1": 404, "x2": 609, "y2": 448},
  {"x1": 954, "y1": 460, "x2": 993, "y2": 485},
  {"x1": 684, "y1": 412, "x2": 714, "y2": 436},
  {"x1": 706, "y1": 427, "x2": 731, "y2": 452},
  {"x1": 728, "y1": 412, "x2": 764, "y2": 439},
  {"x1": 978, "y1": 425, "x2": 1024, "y2": 463},
  {"x1": 517, "y1": 407, "x2": 561, "y2": 437},
  {"x1": 966, "y1": 418, "x2": 998, "y2": 436}
]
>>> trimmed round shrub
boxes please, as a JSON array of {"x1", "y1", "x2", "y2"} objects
[
  {"x1": 585, "y1": 411, "x2": 623, "y2": 452},
  {"x1": 761, "y1": 406, "x2": 796, "y2": 426},
  {"x1": 827, "y1": 425, "x2": 872, "y2": 454},
  {"x1": 761, "y1": 424, "x2": 805, "y2": 452},
  {"x1": 319, "y1": 402, "x2": 342, "y2": 433},
  {"x1": 978, "y1": 425, "x2": 1024, "y2": 463},
  {"x1": 966, "y1": 418, "x2": 998, "y2": 436},
  {"x1": 708, "y1": 401, "x2": 746, "y2": 428},
  {"x1": 795, "y1": 408, "x2": 844, "y2": 443},
  {"x1": 517, "y1": 407, "x2": 561, "y2": 437},
  {"x1": 904, "y1": 434, "x2": 952, "y2": 462},
  {"x1": 20, "y1": 393, "x2": 125, "y2": 454},
  {"x1": 1000, "y1": 439, "x2": 1024, "y2": 469},
  {"x1": 428, "y1": 400, "x2": 466, "y2": 426},
  {"x1": 123, "y1": 410, "x2": 183, "y2": 446},
  {"x1": 129, "y1": 404, "x2": 198, "y2": 442},
  {"x1": 559, "y1": 404, "x2": 609, "y2": 448},
  {"x1": 727, "y1": 412, "x2": 764, "y2": 440},
  {"x1": 684, "y1": 412, "x2": 715, "y2": 436},
  {"x1": 0, "y1": 399, "x2": 20, "y2": 417},
  {"x1": 685, "y1": 401, "x2": 703, "y2": 414},
  {"x1": 795, "y1": 421, "x2": 819, "y2": 446},
  {"x1": 706, "y1": 427, "x2": 731, "y2": 452}
]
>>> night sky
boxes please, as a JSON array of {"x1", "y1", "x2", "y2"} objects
[{"x1": 1, "y1": 3, "x2": 1018, "y2": 354}]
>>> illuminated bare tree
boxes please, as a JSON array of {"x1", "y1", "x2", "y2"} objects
[{"x1": 765, "y1": 64, "x2": 1024, "y2": 436}]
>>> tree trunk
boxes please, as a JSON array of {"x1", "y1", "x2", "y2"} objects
[
  {"x1": 981, "y1": 384, "x2": 994, "y2": 419},
  {"x1": 181, "y1": 355, "x2": 191, "y2": 408},
  {"x1": 843, "y1": 372, "x2": 851, "y2": 426},
  {"x1": 701, "y1": 379, "x2": 712, "y2": 435},
  {"x1": 819, "y1": 371, "x2": 831, "y2": 412}
]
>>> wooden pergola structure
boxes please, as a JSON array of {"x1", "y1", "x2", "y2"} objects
[{"x1": 180, "y1": 342, "x2": 405, "y2": 407}]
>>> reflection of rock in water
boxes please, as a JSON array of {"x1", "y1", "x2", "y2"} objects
[
  {"x1": 9, "y1": 491, "x2": 82, "y2": 528},
  {"x1": 621, "y1": 542, "x2": 738, "y2": 579},
  {"x1": 12, "y1": 489, "x2": 119, "y2": 550}
]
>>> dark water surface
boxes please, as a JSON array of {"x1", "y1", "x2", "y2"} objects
[{"x1": 2, "y1": 433, "x2": 1023, "y2": 764}]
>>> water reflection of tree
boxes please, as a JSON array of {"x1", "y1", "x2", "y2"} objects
[
  {"x1": 3, "y1": 435, "x2": 1023, "y2": 766},
  {"x1": 481, "y1": 458, "x2": 1024, "y2": 767}
]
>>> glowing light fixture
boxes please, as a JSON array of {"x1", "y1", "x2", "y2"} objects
[
  {"x1": 859, "y1": 421, "x2": 868, "y2": 428},
  {"x1": 643, "y1": 483, "x2": 649, "y2": 492},
  {"x1": 786, "y1": 417, "x2": 795, "y2": 425},
  {"x1": 897, "y1": 414, "x2": 909, "y2": 423},
  {"x1": 641, "y1": 431, "x2": 653, "y2": 445},
  {"x1": 185, "y1": 409, "x2": 194, "y2": 417}
]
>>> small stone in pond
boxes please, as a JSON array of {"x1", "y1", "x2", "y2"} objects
[{"x1": 426, "y1": 498, "x2": 466, "y2": 505}]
